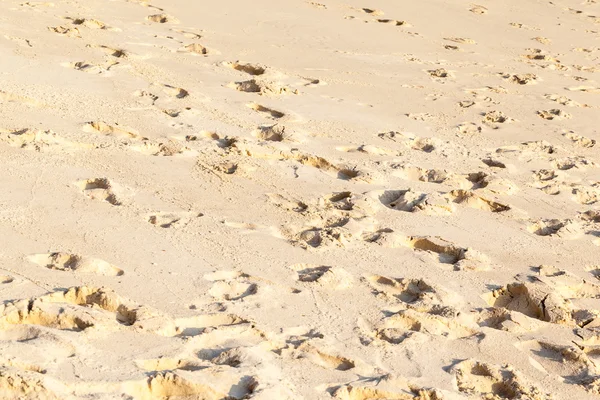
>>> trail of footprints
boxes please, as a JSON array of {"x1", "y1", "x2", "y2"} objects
[
  {"x1": 3, "y1": 0, "x2": 600, "y2": 398},
  {"x1": 3, "y1": 263, "x2": 581, "y2": 398}
]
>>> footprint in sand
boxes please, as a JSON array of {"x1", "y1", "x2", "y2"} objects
[
  {"x1": 178, "y1": 43, "x2": 209, "y2": 55},
  {"x1": 527, "y1": 218, "x2": 583, "y2": 239},
  {"x1": 355, "y1": 7, "x2": 384, "y2": 16},
  {"x1": 224, "y1": 61, "x2": 266, "y2": 76},
  {"x1": 171, "y1": 28, "x2": 202, "y2": 39},
  {"x1": 481, "y1": 158, "x2": 506, "y2": 168},
  {"x1": 0, "y1": 128, "x2": 84, "y2": 151},
  {"x1": 563, "y1": 132, "x2": 596, "y2": 148},
  {"x1": 482, "y1": 110, "x2": 513, "y2": 128},
  {"x1": 401, "y1": 235, "x2": 489, "y2": 271},
  {"x1": 451, "y1": 359, "x2": 550, "y2": 399},
  {"x1": 500, "y1": 73, "x2": 539, "y2": 85},
  {"x1": 48, "y1": 26, "x2": 81, "y2": 37},
  {"x1": 63, "y1": 60, "x2": 118, "y2": 75},
  {"x1": 3, "y1": 34, "x2": 32, "y2": 48},
  {"x1": 67, "y1": 17, "x2": 113, "y2": 30},
  {"x1": 146, "y1": 13, "x2": 178, "y2": 23},
  {"x1": 88, "y1": 45, "x2": 128, "y2": 58},
  {"x1": 228, "y1": 79, "x2": 297, "y2": 95},
  {"x1": 251, "y1": 124, "x2": 290, "y2": 142},
  {"x1": 147, "y1": 211, "x2": 202, "y2": 228},
  {"x1": 0, "y1": 90, "x2": 44, "y2": 107},
  {"x1": 375, "y1": 19, "x2": 409, "y2": 26},
  {"x1": 447, "y1": 190, "x2": 511, "y2": 212},
  {"x1": 332, "y1": 378, "x2": 442, "y2": 400},
  {"x1": 247, "y1": 103, "x2": 285, "y2": 119},
  {"x1": 364, "y1": 276, "x2": 476, "y2": 342},
  {"x1": 480, "y1": 265, "x2": 600, "y2": 328},
  {"x1": 289, "y1": 264, "x2": 353, "y2": 290},
  {"x1": 444, "y1": 37, "x2": 476, "y2": 44},
  {"x1": 129, "y1": 139, "x2": 196, "y2": 157},
  {"x1": 83, "y1": 121, "x2": 143, "y2": 139},
  {"x1": 205, "y1": 272, "x2": 258, "y2": 302},
  {"x1": 27, "y1": 253, "x2": 124, "y2": 276},
  {"x1": 74, "y1": 178, "x2": 124, "y2": 206},
  {"x1": 515, "y1": 340, "x2": 600, "y2": 393},
  {"x1": 537, "y1": 109, "x2": 572, "y2": 120},
  {"x1": 469, "y1": 4, "x2": 488, "y2": 14},
  {"x1": 457, "y1": 122, "x2": 482, "y2": 135},
  {"x1": 510, "y1": 22, "x2": 540, "y2": 31},
  {"x1": 426, "y1": 68, "x2": 453, "y2": 81},
  {"x1": 378, "y1": 189, "x2": 455, "y2": 215},
  {"x1": 203, "y1": 270, "x2": 299, "y2": 303},
  {"x1": 160, "y1": 84, "x2": 189, "y2": 98}
]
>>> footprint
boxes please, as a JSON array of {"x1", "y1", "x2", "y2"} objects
[
  {"x1": 448, "y1": 190, "x2": 510, "y2": 212},
  {"x1": 427, "y1": 68, "x2": 452, "y2": 79},
  {"x1": 27, "y1": 253, "x2": 124, "y2": 276},
  {"x1": 0, "y1": 128, "x2": 81, "y2": 151},
  {"x1": 307, "y1": 1, "x2": 327, "y2": 9},
  {"x1": 563, "y1": 132, "x2": 595, "y2": 148},
  {"x1": 179, "y1": 43, "x2": 208, "y2": 55},
  {"x1": 0, "y1": 90, "x2": 43, "y2": 107},
  {"x1": 64, "y1": 61, "x2": 116, "y2": 75},
  {"x1": 48, "y1": 26, "x2": 80, "y2": 37},
  {"x1": 228, "y1": 79, "x2": 297, "y2": 95},
  {"x1": 450, "y1": 359, "x2": 550, "y2": 399},
  {"x1": 378, "y1": 131, "x2": 440, "y2": 152},
  {"x1": 481, "y1": 158, "x2": 506, "y2": 168},
  {"x1": 469, "y1": 4, "x2": 488, "y2": 14},
  {"x1": 516, "y1": 340, "x2": 599, "y2": 391},
  {"x1": 289, "y1": 264, "x2": 353, "y2": 290},
  {"x1": 379, "y1": 189, "x2": 455, "y2": 215},
  {"x1": 533, "y1": 36, "x2": 551, "y2": 44},
  {"x1": 572, "y1": 185, "x2": 600, "y2": 205},
  {"x1": 294, "y1": 342, "x2": 355, "y2": 371},
  {"x1": 88, "y1": 45, "x2": 128, "y2": 58},
  {"x1": 482, "y1": 110, "x2": 512, "y2": 127},
  {"x1": 444, "y1": 37, "x2": 476, "y2": 44},
  {"x1": 481, "y1": 276, "x2": 586, "y2": 326},
  {"x1": 146, "y1": 13, "x2": 178, "y2": 23},
  {"x1": 135, "y1": 358, "x2": 205, "y2": 372},
  {"x1": 74, "y1": 178, "x2": 123, "y2": 206},
  {"x1": 204, "y1": 271, "x2": 258, "y2": 302},
  {"x1": 161, "y1": 84, "x2": 189, "y2": 98},
  {"x1": 509, "y1": 22, "x2": 539, "y2": 31},
  {"x1": 123, "y1": 371, "x2": 256, "y2": 399},
  {"x1": 129, "y1": 139, "x2": 195, "y2": 156},
  {"x1": 171, "y1": 28, "x2": 202, "y2": 39},
  {"x1": 528, "y1": 219, "x2": 583, "y2": 239},
  {"x1": 375, "y1": 19, "x2": 408, "y2": 26},
  {"x1": 83, "y1": 121, "x2": 143, "y2": 139},
  {"x1": 147, "y1": 211, "x2": 201, "y2": 228},
  {"x1": 402, "y1": 236, "x2": 489, "y2": 270},
  {"x1": 251, "y1": 124, "x2": 289, "y2": 141},
  {"x1": 457, "y1": 122, "x2": 482, "y2": 135},
  {"x1": 537, "y1": 109, "x2": 572, "y2": 120},
  {"x1": 224, "y1": 61, "x2": 266, "y2": 76},
  {"x1": 246, "y1": 103, "x2": 285, "y2": 118},
  {"x1": 357, "y1": 8, "x2": 384, "y2": 16},
  {"x1": 68, "y1": 17, "x2": 109, "y2": 30},
  {"x1": 501, "y1": 73, "x2": 538, "y2": 85},
  {"x1": 332, "y1": 380, "x2": 442, "y2": 400}
]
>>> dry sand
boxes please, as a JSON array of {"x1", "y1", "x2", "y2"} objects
[{"x1": 0, "y1": 0, "x2": 599, "y2": 398}]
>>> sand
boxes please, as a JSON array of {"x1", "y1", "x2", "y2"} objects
[{"x1": 0, "y1": 0, "x2": 599, "y2": 398}]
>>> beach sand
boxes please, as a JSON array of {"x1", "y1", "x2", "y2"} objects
[{"x1": 0, "y1": 0, "x2": 599, "y2": 398}]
